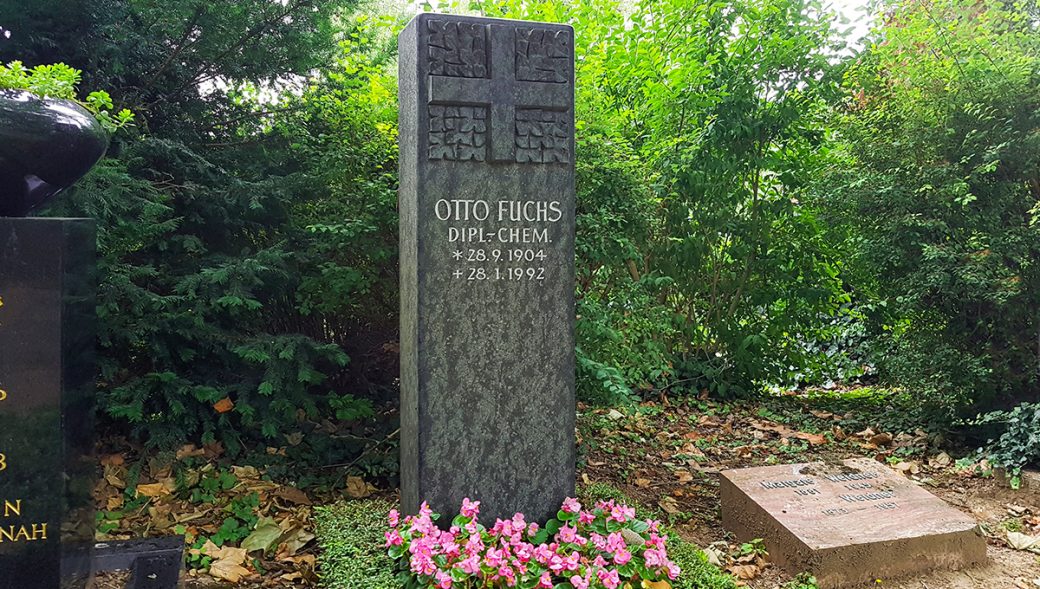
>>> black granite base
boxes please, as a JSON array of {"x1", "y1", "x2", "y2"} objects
[
  {"x1": 0, "y1": 218, "x2": 96, "y2": 588},
  {"x1": 95, "y1": 537, "x2": 185, "y2": 589}
]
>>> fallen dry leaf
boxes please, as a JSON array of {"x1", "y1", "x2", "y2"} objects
[
  {"x1": 658, "y1": 496, "x2": 680, "y2": 515},
  {"x1": 176, "y1": 445, "x2": 206, "y2": 460},
  {"x1": 275, "y1": 486, "x2": 312, "y2": 506},
  {"x1": 209, "y1": 558, "x2": 251, "y2": 583},
  {"x1": 794, "y1": 431, "x2": 828, "y2": 446},
  {"x1": 100, "y1": 454, "x2": 125, "y2": 467},
  {"x1": 727, "y1": 563, "x2": 761, "y2": 580},
  {"x1": 213, "y1": 398, "x2": 234, "y2": 414},
  {"x1": 893, "y1": 461, "x2": 921, "y2": 475},
  {"x1": 345, "y1": 476, "x2": 372, "y2": 499},
  {"x1": 136, "y1": 482, "x2": 171, "y2": 498},
  {"x1": 703, "y1": 545, "x2": 726, "y2": 567},
  {"x1": 869, "y1": 432, "x2": 893, "y2": 446},
  {"x1": 1008, "y1": 531, "x2": 1040, "y2": 553},
  {"x1": 697, "y1": 415, "x2": 721, "y2": 427},
  {"x1": 241, "y1": 516, "x2": 282, "y2": 553},
  {"x1": 279, "y1": 527, "x2": 316, "y2": 556}
]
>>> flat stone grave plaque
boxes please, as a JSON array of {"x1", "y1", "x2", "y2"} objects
[{"x1": 721, "y1": 458, "x2": 986, "y2": 588}]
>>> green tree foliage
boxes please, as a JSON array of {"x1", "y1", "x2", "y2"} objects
[
  {"x1": 7, "y1": 0, "x2": 1036, "y2": 453},
  {"x1": 820, "y1": 0, "x2": 1040, "y2": 417},
  {"x1": 0, "y1": 0, "x2": 406, "y2": 451},
  {"x1": 485, "y1": 0, "x2": 850, "y2": 398}
]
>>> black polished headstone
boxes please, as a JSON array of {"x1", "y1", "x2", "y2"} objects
[
  {"x1": 0, "y1": 90, "x2": 108, "y2": 217},
  {"x1": 0, "y1": 218, "x2": 96, "y2": 588},
  {"x1": 398, "y1": 13, "x2": 576, "y2": 524}
]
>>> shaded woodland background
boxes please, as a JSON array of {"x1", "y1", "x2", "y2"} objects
[{"x1": 0, "y1": 0, "x2": 1038, "y2": 479}]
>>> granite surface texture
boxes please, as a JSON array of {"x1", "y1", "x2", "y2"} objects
[
  {"x1": 0, "y1": 91, "x2": 108, "y2": 216},
  {"x1": 399, "y1": 13, "x2": 576, "y2": 524},
  {"x1": 721, "y1": 458, "x2": 986, "y2": 588},
  {"x1": 0, "y1": 218, "x2": 96, "y2": 588}
]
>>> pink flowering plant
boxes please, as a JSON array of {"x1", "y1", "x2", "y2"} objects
[{"x1": 385, "y1": 496, "x2": 680, "y2": 588}]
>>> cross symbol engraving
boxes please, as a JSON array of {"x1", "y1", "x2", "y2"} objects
[{"x1": 428, "y1": 24, "x2": 571, "y2": 163}]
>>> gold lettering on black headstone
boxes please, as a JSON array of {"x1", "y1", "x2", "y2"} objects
[
  {"x1": 3, "y1": 500, "x2": 20, "y2": 517},
  {"x1": 0, "y1": 523, "x2": 47, "y2": 543}
]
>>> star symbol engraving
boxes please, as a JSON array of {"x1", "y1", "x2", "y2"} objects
[{"x1": 452, "y1": 250, "x2": 464, "y2": 261}]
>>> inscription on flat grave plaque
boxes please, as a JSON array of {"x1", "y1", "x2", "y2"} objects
[{"x1": 721, "y1": 458, "x2": 985, "y2": 588}]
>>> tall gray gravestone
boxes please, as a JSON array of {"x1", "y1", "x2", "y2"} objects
[{"x1": 399, "y1": 13, "x2": 576, "y2": 524}]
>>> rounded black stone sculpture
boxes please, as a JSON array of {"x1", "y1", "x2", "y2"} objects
[{"x1": 0, "y1": 89, "x2": 108, "y2": 217}]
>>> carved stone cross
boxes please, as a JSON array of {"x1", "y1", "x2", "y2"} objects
[{"x1": 426, "y1": 20, "x2": 572, "y2": 164}]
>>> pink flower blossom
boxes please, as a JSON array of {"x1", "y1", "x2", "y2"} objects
[
  {"x1": 644, "y1": 548, "x2": 666, "y2": 568},
  {"x1": 598, "y1": 568, "x2": 622, "y2": 589},
  {"x1": 564, "y1": 551, "x2": 581, "y2": 572},
  {"x1": 410, "y1": 553, "x2": 436, "y2": 576},
  {"x1": 512, "y1": 512, "x2": 527, "y2": 530},
  {"x1": 387, "y1": 496, "x2": 677, "y2": 588},
  {"x1": 458, "y1": 555, "x2": 480, "y2": 575},
  {"x1": 496, "y1": 565, "x2": 516, "y2": 585},
  {"x1": 609, "y1": 503, "x2": 635, "y2": 523},
  {"x1": 646, "y1": 532, "x2": 667, "y2": 550},
  {"x1": 606, "y1": 532, "x2": 627, "y2": 554},
  {"x1": 557, "y1": 524, "x2": 578, "y2": 544},
  {"x1": 533, "y1": 543, "x2": 554, "y2": 564},
  {"x1": 513, "y1": 541, "x2": 534, "y2": 562},
  {"x1": 460, "y1": 498, "x2": 481, "y2": 519},
  {"x1": 465, "y1": 533, "x2": 484, "y2": 555},
  {"x1": 419, "y1": 501, "x2": 433, "y2": 518},
  {"x1": 666, "y1": 561, "x2": 681, "y2": 580},
  {"x1": 384, "y1": 529, "x2": 403, "y2": 547},
  {"x1": 484, "y1": 547, "x2": 507, "y2": 568}
]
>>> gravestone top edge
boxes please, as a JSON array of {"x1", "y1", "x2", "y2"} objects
[{"x1": 404, "y1": 12, "x2": 574, "y2": 33}]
